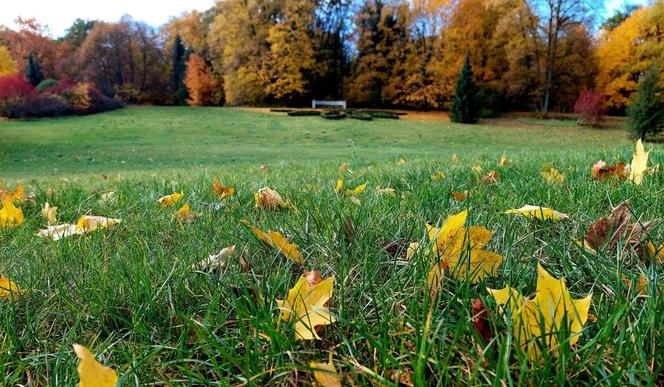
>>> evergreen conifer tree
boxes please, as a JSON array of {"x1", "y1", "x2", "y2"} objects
[
  {"x1": 171, "y1": 34, "x2": 189, "y2": 105},
  {"x1": 24, "y1": 52, "x2": 44, "y2": 87},
  {"x1": 450, "y1": 50, "x2": 480, "y2": 124},
  {"x1": 627, "y1": 66, "x2": 664, "y2": 140}
]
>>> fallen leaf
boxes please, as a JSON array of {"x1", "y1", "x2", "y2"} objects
[
  {"x1": 38, "y1": 216, "x2": 121, "y2": 241},
  {"x1": 374, "y1": 186, "x2": 396, "y2": 196},
  {"x1": 73, "y1": 344, "x2": 118, "y2": 387},
  {"x1": 584, "y1": 200, "x2": 655, "y2": 261},
  {"x1": 339, "y1": 163, "x2": 348, "y2": 174},
  {"x1": 254, "y1": 187, "x2": 291, "y2": 210},
  {"x1": 591, "y1": 160, "x2": 629, "y2": 180},
  {"x1": 423, "y1": 210, "x2": 504, "y2": 286},
  {"x1": 37, "y1": 224, "x2": 81, "y2": 241},
  {"x1": 345, "y1": 183, "x2": 367, "y2": 196},
  {"x1": 0, "y1": 186, "x2": 24, "y2": 202},
  {"x1": 260, "y1": 165, "x2": 269, "y2": 173},
  {"x1": 0, "y1": 200, "x2": 24, "y2": 228},
  {"x1": 335, "y1": 179, "x2": 343, "y2": 194},
  {"x1": 451, "y1": 191, "x2": 469, "y2": 201},
  {"x1": 471, "y1": 298, "x2": 493, "y2": 343},
  {"x1": 76, "y1": 215, "x2": 122, "y2": 231},
  {"x1": 213, "y1": 181, "x2": 235, "y2": 199},
  {"x1": 193, "y1": 245, "x2": 236, "y2": 271},
  {"x1": 158, "y1": 192, "x2": 183, "y2": 207},
  {"x1": 310, "y1": 353, "x2": 341, "y2": 387},
  {"x1": 499, "y1": 155, "x2": 509, "y2": 167},
  {"x1": 397, "y1": 158, "x2": 406, "y2": 165},
  {"x1": 42, "y1": 203, "x2": 57, "y2": 225},
  {"x1": 0, "y1": 277, "x2": 21, "y2": 299},
  {"x1": 431, "y1": 171, "x2": 446, "y2": 181},
  {"x1": 380, "y1": 238, "x2": 412, "y2": 259},
  {"x1": 303, "y1": 270, "x2": 322, "y2": 286},
  {"x1": 488, "y1": 264, "x2": 592, "y2": 362},
  {"x1": 341, "y1": 217, "x2": 355, "y2": 244},
  {"x1": 242, "y1": 220, "x2": 304, "y2": 263},
  {"x1": 452, "y1": 154, "x2": 459, "y2": 163},
  {"x1": 481, "y1": 171, "x2": 499, "y2": 184},
  {"x1": 629, "y1": 139, "x2": 649, "y2": 185},
  {"x1": 472, "y1": 165, "x2": 483, "y2": 174},
  {"x1": 276, "y1": 274, "x2": 336, "y2": 340},
  {"x1": 621, "y1": 273, "x2": 649, "y2": 295},
  {"x1": 541, "y1": 168, "x2": 565, "y2": 184},
  {"x1": 504, "y1": 205, "x2": 568, "y2": 221},
  {"x1": 176, "y1": 203, "x2": 197, "y2": 222}
]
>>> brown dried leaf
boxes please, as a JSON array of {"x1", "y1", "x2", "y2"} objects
[
  {"x1": 380, "y1": 238, "x2": 413, "y2": 259},
  {"x1": 304, "y1": 270, "x2": 322, "y2": 286},
  {"x1": 591, "y1": 160, "x2": 629, "y2": 180},
  {"x1": 481, "y1": 171, "x2": 499, "y2": 184}
]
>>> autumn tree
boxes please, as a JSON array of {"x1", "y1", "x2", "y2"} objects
[
  {"x1": 627, "y1": 66, "x2": 664, "y2": 140},
  {"x1": 171, "y1": 34, "x2": 188, "y2": 105},
  {"x1": 76, "y1": 17, "x2": 169, "y2": 103},
  {"x1": 61, "y1": 19, "x2": 96, "y2": 48},
  {"x1": 596, "y1": 3, "x2": 664, "y2": 111},
  {"x1": 262, "y1": 0, "x2": 317, "y2": 102},
  {"x1": 450, "y1": 51, "x2": 480, "y2": 123},
  {"x1": 184, "y1": 53, "x2": 220, "y2": 106},
  {"x1": 163, "y1": 10, "x2": 213, "y2": 55},
  {"x1": 537, "y1": 0, "x2": 593, "y2": 114},
  {"x1": 208, "y1": 0, "x2": 280, "y2": 105},
  {"x1": 0, "y1": 18, "x2": 63, "y2": 79},
  {"x1": 0, "y1": 45, "x2": 17, "y2": 76},
  {"x1": 24, "y1": 52, "x2": 44, "y2": 86}
]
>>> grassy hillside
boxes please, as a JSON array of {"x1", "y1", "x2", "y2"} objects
[
  {"x1": 0, "y1": 108, "x2": 662, "y2": 385},
  {"x1": 0, "y1": 106, "x2": 632, "y2": 180}
]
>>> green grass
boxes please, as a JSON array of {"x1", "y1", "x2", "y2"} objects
[
  {"x1": 0, "y1": 107, "x2": 662, "y2": 385},
  {"x1": 0, "y1": 106, "x2": 634, "y2": 180}
]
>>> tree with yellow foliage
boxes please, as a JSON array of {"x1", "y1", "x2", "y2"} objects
[
  {"x1": 596, "y1": 3, "x2": 664, "y2": 111},
  {"x1": 0, "y1": 45, "x2": 17, "y2": 77}
]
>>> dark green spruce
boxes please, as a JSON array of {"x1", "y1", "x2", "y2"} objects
[
  {"x1": 24, "y1": 52, "x2": 44, "y2": 87},
  {"x1": 171, "y1": 34, "x2": 189, "y2": 105},
  {"x1": 450, "y1": 51, "x2": 480, "y2": 124}
]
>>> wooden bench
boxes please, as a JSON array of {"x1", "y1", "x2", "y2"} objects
[{"x1": 312, "y1": 99, "x2": 346, "y2": 109}]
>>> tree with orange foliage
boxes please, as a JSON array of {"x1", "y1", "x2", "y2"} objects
[{"x1": 184, "y1": 53, "x2": 221, "y2": 106}]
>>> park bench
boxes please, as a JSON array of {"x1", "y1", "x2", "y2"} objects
[{"x1": 312, "y1": 99, "x2": 346, "y2": 110}]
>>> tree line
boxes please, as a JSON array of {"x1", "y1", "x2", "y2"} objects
[{"x1": 0, "y1": 0, "x2": 662, "y2": 115}]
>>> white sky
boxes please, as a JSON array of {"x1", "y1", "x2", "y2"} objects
[
  {"x1": 1, "y1": 0, "x2": 216, "y2": 37},
  {"x1": 0, "y1": 0, "x2": 652, "y2": 38}
]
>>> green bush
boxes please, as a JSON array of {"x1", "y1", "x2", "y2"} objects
[{"x1": 36, "y1": 79, "x2": 58, "y2": 92}]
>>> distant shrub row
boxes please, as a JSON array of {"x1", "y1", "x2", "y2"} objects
[{"x1": 0, "y1": 75, "x2": 123, "y2": 119}]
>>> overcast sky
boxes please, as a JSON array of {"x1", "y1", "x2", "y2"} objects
[{"x1": 0, "y1": 0, "x2": 652, "y2": 38}]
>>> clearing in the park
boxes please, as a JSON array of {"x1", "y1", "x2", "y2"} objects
[{"x1": 0, "y1": 107, "x2": 662, "y2": 385}]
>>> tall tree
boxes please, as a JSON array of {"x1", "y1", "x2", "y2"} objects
[
  {"x1": 596, "y1": 3, "x2": 664, "y2": 111},
  {"x1": 262, "y1": 0, "x2": 317, "y2": 102},
  {"x1": 184, "y1": 53, "x2": 220, "y2": 106},
  {"x1": 62, "y1": 19, "x2": 96, "y2": 48},
  {"x1": 171, "y1": 34, "x2": 188, "y2": 105},
  {"x1": 538, "y1": 0, "x2": 592, "y2": 114},
  {"x1": 24, "y1": 52, "x2": 44, "y2": 86},
  {"x1": 0, "y1": 45, "x2": 17, "y2": 76},
  {"x1": 450, "y1": 51, "x2": 480, "y2": 123},
  {"x1": 627, "y1": 66, "x2": 664, "y2": 140}
]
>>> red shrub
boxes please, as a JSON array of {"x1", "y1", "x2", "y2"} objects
[
  {"x1": 574, "y1": 90, "x2": 607, "y2": 126},
  {"x1": 0, "y1": 75, "x2": 35, "y2": 105}
]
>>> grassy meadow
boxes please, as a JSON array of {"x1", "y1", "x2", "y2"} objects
[{"x1": 0, "y1": 107, "x2": 662, "y2": 385}]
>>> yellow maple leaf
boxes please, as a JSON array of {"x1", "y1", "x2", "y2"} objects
[
  {"x1": 345, "y1": 183, "x2": 367, "y2": 196},
  {"x1": 0, "y1": 276, "x2": 21, "y2": 299},
  {"x1": 422, "y1": 210, "x2": 504, "y2": 286},
  {"x1": 505, "y1": 205, "x2": 568, "y2": 220},
  {"x1": 541, "y1": 168, "x2": 565, "y2": 184},
  {"x1": 254, "y1": 187, "x2": 291, "y2": 210},
  {"x1": 76, "y1": 215, "x2": 122, "y2": 232},
  {"x1": 276, "y1": 274, "x2": 335, "y2": 340},
  {"x1": 213, "y1": 181, "x2": 235, "y2": 199},
  {"x1": 471, "y1": 165, "x2": 483, "y2": 174},
  {"x1": 42, "y1": 202, "x2": 58, "y2": 225},
  {"x1": 0, "y1": 200, "x2": 24, "y2": 228},
  {"x1": 499, "y1": 155, "x2": 510, "y2": 167},
  {"x1": 158, "y1": 192, "x2": 183, "y2": 207},
  {"x1": 488, "y1": 264, "x2": 592, "y2": 362},
  {"x1": 397, "y1": 158, "x2": 406, "y2": 165},
  {"x1": 176, "y1": 203, "x2": 197, "y2": 222},
  {"x1": 242, "y1": 220, "x2": 303, "y2": 263},
  {"x1": 431, "y1": 171, "x2": 446, "y2": 181},
  {"x1": 335, "y1": 178, "x2": 343, "y2": 194},
  {"x1": 629, "y1": 139, "x2": 649, "y2": 185},
  {"x1": 0, "y1": 186, "x2": 25, "y2": 203},
  {"x1": 73, "y1": 344, "x2": 118, "y2": 387},
  {"x1": 310, "y1": 353, "x2": 341, "y2": 387}
]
